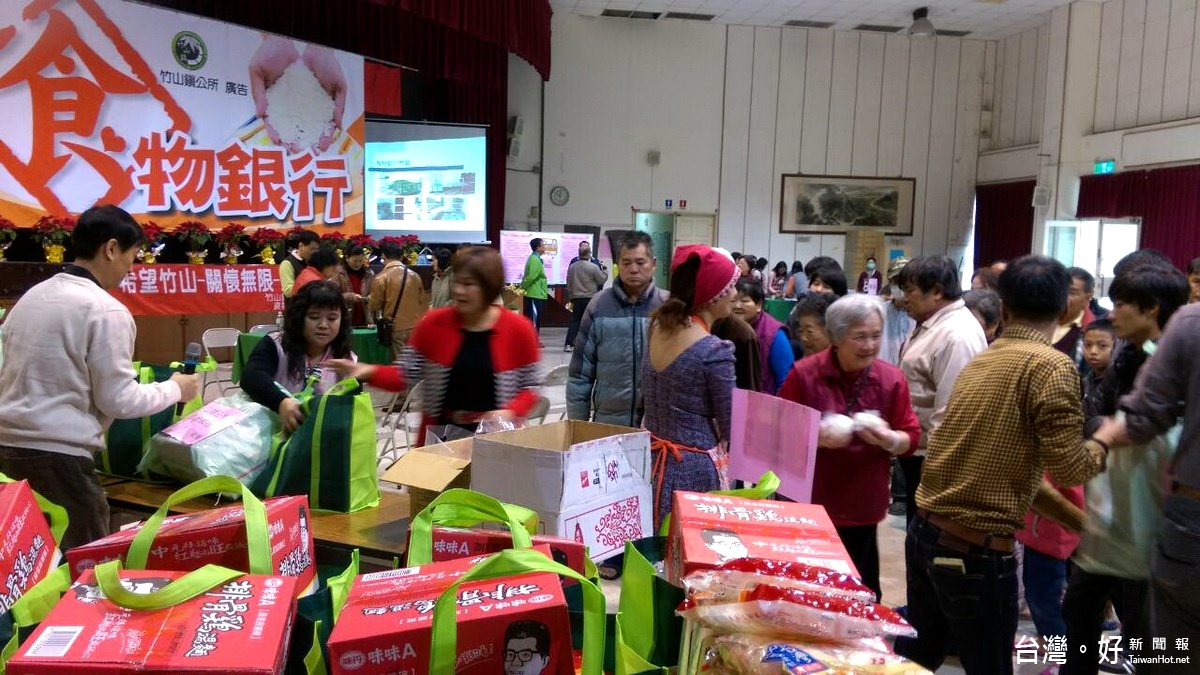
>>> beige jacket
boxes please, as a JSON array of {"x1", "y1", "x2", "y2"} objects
[
  {"x1": 369, "y1": 261, "x2": 424, "y2": 330},
  {"x1": 899, "y1": 299, "x2": 988, "y2": 453}
]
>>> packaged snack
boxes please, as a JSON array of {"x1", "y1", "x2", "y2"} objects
[
  {"x1": 682, "y1": 558, "x2": 875, "y2": 604},
  {"x1": 708, "y1": 633, "x2": 933, "y2": 674},
  {"x1": 678, "y1": 584, "x2": 915, "y2": 643}
]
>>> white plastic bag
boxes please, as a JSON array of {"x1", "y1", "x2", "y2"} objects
[{"x1": 141, "y1": 392, "x2": 278, "y2": 486}]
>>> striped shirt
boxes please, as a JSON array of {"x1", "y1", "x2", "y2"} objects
[{"x1": 916, "y1": 324, "x2": 1108, "y2": 535}]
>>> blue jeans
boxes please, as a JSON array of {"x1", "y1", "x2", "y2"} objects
[
  {"x1": 894, "y1": 512, "x2": 1019, "y2": 675},
  {"x1": 1023, "y1": 547, "x2": 1069, "y2": 638},
  {"x1": 1144, "y1": 493, "x2": 1200, "y2": 674}
]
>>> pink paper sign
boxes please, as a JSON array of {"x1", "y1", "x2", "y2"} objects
[
  {"x1": 729, "y1": 388, "x2": 820, "y2": 502},
  {"x1": 162, "y1": 401, "x2": 248, "y2": 446}
]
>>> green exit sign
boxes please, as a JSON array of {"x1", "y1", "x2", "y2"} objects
[{"x1": 1094, "y1": 159, "x2": 1116, "y2": 174}]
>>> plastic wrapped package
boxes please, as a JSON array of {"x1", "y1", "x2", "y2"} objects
[
  {"x1": 683, "y1": 558, "x2": 876, "y2": 604},
  {"x1": 678, "y1": 584, "x2": 916, "y2": 643},
  {"x1": 141, "y1": 392, "x2": 278, "y2": 486},
  {"x1": 707, "y1": 633, "x2": 932, "y2": 674}
]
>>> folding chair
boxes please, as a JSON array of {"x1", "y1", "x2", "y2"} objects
[
  {"x1": 248, "y1": 324, "x2": 278, "y2": 335},
  {"x1": 201, "y1": 327, "x2": 242, "y2": 397},
  {"x1": 377, "y1": 380, "x2": 423, "y2": 469},
  {"x1": 541, "y1": 364, "x2": 570, "y2": 421},
  {"x1": 526, "y1": 395, "x2": 551, "y2": 425}
]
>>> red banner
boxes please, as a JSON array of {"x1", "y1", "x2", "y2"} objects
[{"x1": 109, "y1": 264, "x2": 282, "y2": 315}]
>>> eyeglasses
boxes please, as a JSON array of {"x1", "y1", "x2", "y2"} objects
[{"x1": 506, "y1": 649, "x2": 538, "y2": 664}]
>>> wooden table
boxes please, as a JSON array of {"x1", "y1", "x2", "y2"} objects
[{"x1": 101, "y1": 478, "x2": 410, "y2": 568}]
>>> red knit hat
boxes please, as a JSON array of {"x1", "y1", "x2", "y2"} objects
[{"x1": 670, "y1": 244, "x2": 739, "y2": 308}]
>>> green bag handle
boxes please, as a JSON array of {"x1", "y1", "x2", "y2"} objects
[
  {"x1": 330, "y1": 549, "x2": 360, "y2": 620},
  {"x1": 429, "y1": 548, "x2": 605, "y2": 675},
  {"x1": 302, "y1": 620, "x2": 325, "y2": 675},
  {"x1": 93, "y1": 560, "x2": 242, "y2": 611},
  {"x1": 615, "y1": 612, "x2": 666, "y2": 675},
  {"x1": 0, "y1": 474, "x2": 68, "y2": 547},
  {"x1": 658, "y1": 470, "x2": 781, "y2": 536},
  {"x1": 407, "y1": 488, "x2": 538, "y2": 565},
  {"x1": 618, "y1": 542, "x2": 658, "y2": 659},
  {"x1": 125, "y1": 475, "x2": 272, "y2": 574},
  {"x1": 169, "y1": 355, "x2": 219, "y2": 373},
  {"x1": 8, "y1": 564, "x2": 69, "y2": 628}
]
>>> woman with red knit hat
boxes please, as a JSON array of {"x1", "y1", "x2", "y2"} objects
[{"x1": 643, "y1": 244, "x2": 739, "y2": 528}]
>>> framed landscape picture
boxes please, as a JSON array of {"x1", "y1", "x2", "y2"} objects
[{"x1": 779, "y1": 174, "x2": 916, "y2": 236}]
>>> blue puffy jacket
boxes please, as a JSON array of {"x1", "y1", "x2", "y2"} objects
[{"x1": 566, "y1": 278, "x2": 667, "y2": 427}]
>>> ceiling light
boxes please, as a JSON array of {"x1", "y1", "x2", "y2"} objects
[{"x1": 910, "y1": 7, "x2": 935, "y2": 37}]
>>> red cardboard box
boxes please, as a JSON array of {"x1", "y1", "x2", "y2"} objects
[
  {"x1": 427, "y1": 526, "x2": 588, "y2": 582},
  {"x1": 66, "y1": 495, "x2": 316, "y2": 598},
  {"x1": 0, "y1": 481, "x2": 60, "y2": 614},
  {"x1": 668, "y1": 491, "x2": 843, "y2": 584},
  {"x1": 7, "y1": 568, "x2": 297, "y2": 674},
  {"x1": 330, "y1": 549, "x2": 573, "y2": 674}
]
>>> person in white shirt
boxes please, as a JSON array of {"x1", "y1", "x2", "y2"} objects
[
  {"x1": 0, "y1": 205, "x2": 202, "y2": 549},
  {"x1": 896, "y1": 256, "x2": 988, "y2": 523}
]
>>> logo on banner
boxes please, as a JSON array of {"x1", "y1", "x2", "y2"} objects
[{"x1": 172, "y1": 31, "x2": 208, "y2": 70}]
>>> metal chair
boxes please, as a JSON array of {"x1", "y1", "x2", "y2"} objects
[
  {"x1": 541, "y1": 364, "x2": 570, "y2": 421},
  {"x1": 377, "y1": 380, "x2": 424, "y2": 468},
  {"x1": 248, "y1": 324, "x2": 278, "y2": 335},
  {"x1": 526, "y1": 395, "x2": 551, "y2": 425},
  {"x1": 201, "y1": 327, "x2": 242, "y2": 397}
]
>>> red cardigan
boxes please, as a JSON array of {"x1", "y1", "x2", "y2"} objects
[
  {"x1": 778, "y1": 349, "x2": 921, "y2": 527},
  {"x1": 368, "y1": 307, "x2": 541, "y2": 443}
]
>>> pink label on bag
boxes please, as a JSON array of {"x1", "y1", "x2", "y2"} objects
[{"x1": 161, "y1": 401, "x2": 248, "y2": 445}]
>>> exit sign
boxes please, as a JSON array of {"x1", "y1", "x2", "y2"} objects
[{"x1": 1094, "y1": 159, "x2": 1116, "y2": 174}]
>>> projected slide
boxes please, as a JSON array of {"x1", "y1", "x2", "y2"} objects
[{"x1": 364, "y1": 122, "x2": 488, "y2": 243}]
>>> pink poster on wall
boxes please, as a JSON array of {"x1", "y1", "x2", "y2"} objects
[{"x1": 729, "y1": 388, "x2": 820, "y2": 502}]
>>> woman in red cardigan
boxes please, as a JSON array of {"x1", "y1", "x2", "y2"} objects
[{"x1": 327, "y1": 246, "x2": 541, "y2": 443}]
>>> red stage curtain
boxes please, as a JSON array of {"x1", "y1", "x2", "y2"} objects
[
  {"x1": 1078, "y1": 166, "x2": 1200, "y2": 270},
  {"x1": 974, "y1": 180, "x2": 1036, "y2": 270},
  {"x1": 364, "y1": 62, "x2": 402, "y2": 117}
]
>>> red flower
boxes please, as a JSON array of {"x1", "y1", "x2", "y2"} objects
[
  {"x1": 174, "y1": 220, "x2": 212, "y2": 250},
  {"x1": 140, "y1": 221, "x2": 165, "y2": 243},
  {"x1": 250, "y1": 228, "x2": 285, "y2": 245},
  {"x1": 348, "y1": 233, "x2": 377, "y2": 249},
  {"x1": 215, "y1": 223, "x2": 247, "y2": 246},
  {"x1": 33, "y1": 215, "x2": 74, "y2": 245}
]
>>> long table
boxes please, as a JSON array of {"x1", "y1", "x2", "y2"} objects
[
  {"x1": 231, "y1": 327, "x2": 393, "y2": 382},
  {"x1": 102, "y1": 478, "x2": 410, "y2": 569}
]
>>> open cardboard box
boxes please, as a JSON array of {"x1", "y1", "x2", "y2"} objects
[
  {"x1": 381, "y1": 437, "x2": 473, "y2": 517},
  {"x1": 471, "y1": 420, "x2": 652, "y2": 562}
]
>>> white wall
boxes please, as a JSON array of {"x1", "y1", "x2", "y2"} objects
[
  {"x1": 505, "y1": 54, "x2": 544, "y2": 229},
  {"x1": 1094, "y1": 0, "x2": 1200, "y2": 133},
  {"x1": 521, "y1": 14, "x2": 992, "y2": 269},
  {"x1": 718, "y1": 28, "x2": 986, "y2": 265},
  {"x1": 539, "y1": 15, "x2": 726, "y2": 229},
  {"x1": 983, "y1": 23, "x2": 1050, "y2": 151}
]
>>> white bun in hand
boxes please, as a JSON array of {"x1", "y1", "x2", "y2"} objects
[
  {"x1": 820, "y1": 413, "x2": 855, "y2": 445},
  {"x1": 852, "y1": 411, "x2": 887, "y2": 432}
]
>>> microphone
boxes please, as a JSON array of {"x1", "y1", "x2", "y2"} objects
[{"x1": 177, "y1": 342, "x2": 202, "y2": 415}]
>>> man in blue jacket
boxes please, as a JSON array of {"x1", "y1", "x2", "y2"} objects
[{"x1": 567, "y1": 232, "x2": 666, "y2": 427}]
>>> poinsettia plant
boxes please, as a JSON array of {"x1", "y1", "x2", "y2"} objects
[
  {"x1": 348, "y1": 233, "x2": 376, "y2": 249},
  {"x1": 215, "y1": 223, "x2": 247, "y2": 247},
  {"x1": 321, "y1": 231, "x2": 347, "y2": 250},
  {"x1": 0, "y1": 215, "x2": 16, "y2": 243},
  {"x1": 380, "y1": 234, "x2": 421, "y2": 255},
  {"x1": 140, "y1": 221, "x2": 165, "y2": 244},
  {"x1": 174, "y1": 220, "x2": 212, "y2": 250},
  {"x1": 33, "y1": 215, "x2": 74, "y2": 246},
  {"x1": 250, "y1": 228, "x2": 285, "y2": 246}
]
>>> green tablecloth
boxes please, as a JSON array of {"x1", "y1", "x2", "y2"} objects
[
  {"x1": 763, "y1": 298, "x2": 796, "y2": 324},
  {"x1": 232, "y1": 327, "x2": 393, "y2": 382}
]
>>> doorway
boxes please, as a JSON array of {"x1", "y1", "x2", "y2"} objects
[
  {"x1": 633, "y1": 211, "x2": 716, "y2": 291},
  {"x1": 1044, "y1": 219, "x2": 1141, "y2": 303}
]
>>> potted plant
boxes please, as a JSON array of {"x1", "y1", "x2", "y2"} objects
[
  {"x1": 348, "y1": 233, "x2": 377, "y2": 256},
  {"x1": 33, "y1": 215, "x2": 75, "y2": 263},
  {"x1": 139, "y1": 221, "x2": 165, "y2": 263},
  {"x1": 0, "y1": 216, "x2": 15, "y2": 262},
  {"x1": 250, "y1": 228, "x2": 285, "y2": 263},
  {"x1": 321, "y1": 231, "x2": 348, "y2": 257},
  {"x1": 215, "y1": 223, "x2": 247, "y2": 264},
  {"x1": 175, "y1": 220, "x2": 212, "y2": 264}
]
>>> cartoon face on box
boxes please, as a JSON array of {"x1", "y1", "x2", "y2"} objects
[
  {"x1": 330, "y1": 570, "x2": 573, "y2": 675},
  {"x1": 677, "y1": 525, "x2": 858, "y2": 578},
  {"x1": 65, "y1": 496, "x2": 316, "y2": 598}
]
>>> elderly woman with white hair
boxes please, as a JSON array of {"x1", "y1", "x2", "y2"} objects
[{"x1": 778, "y1": 293, "x2": 921, "y2": 601}]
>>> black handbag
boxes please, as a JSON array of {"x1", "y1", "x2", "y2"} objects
[{"x1": 375, "y1": 265, "x2": 409, "y2": 346}]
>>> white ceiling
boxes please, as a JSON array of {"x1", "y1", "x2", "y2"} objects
[{"x1": 550, "y1": 0, "x2": 1082, "y2": 40}]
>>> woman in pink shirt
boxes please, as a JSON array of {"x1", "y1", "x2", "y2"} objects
[{"x1": 778, "y1": 294, "x2": 921, "y2": 601}]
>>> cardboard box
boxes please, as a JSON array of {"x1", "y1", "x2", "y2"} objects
[
  {"x1": 66, "y1": 496, "x2": 316, "y2": 598},
  {"x1": 471, "y1": 421, "x2": 653, "y2": 562},
  {"x1": 381, "y1": 438, "x2": 473, "y2": 518},
  {"x1": 667, "y1": 491, "x2": 844, "y2": 584},
  {"x1": 345, "y1": 545, "x2": 554, "y2": 608},
  {"x1": 427, "y1": 526, "x2": 588, "y2": 582},
  {"x1": 7, "y1": 568, "x2": 297, "y2": 674},
  {"x1": 0, "y1": 481, "x2": 60, "y2": 615},
  {"x1": 330, "y1": 552, "x2": 572, "y2": 675}
]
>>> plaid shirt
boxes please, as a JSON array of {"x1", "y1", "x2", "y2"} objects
[{"x1": 916, "y1": 324, "x2": 1108, "y2": 535}]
